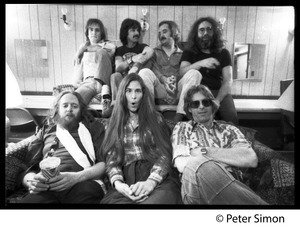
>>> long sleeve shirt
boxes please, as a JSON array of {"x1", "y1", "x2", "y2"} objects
[
  {"x1": 171, "y1": 120, "x2": 252, "y2": 172},
  {"x1": 107, "y1": 119, "x2": 169, "y2": 186},
  {"x1": 144, "y1": 45, "x2": 183, "y2": 83}
]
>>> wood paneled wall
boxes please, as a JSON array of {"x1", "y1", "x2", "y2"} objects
[{"x1": 6, "y1": 4, "x2": 294, "y2": 97}]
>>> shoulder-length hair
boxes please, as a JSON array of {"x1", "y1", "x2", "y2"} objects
[
  {"x1": 186, "y1": 16, "x2": 225, "y2": 54},
  {"x1": 158, "y1": 20, "x2": 181, "y2": 45},
  {"x1": 45, "y1": 91, "x2": 94, "y2": 126},
  {"x1": 85, "y1": 18, "x2": 106, "y2": 44},
  {"x1": 119, "y1": 18, "x2": 141, "y2": 46},
  {"x1": 184, "y1": 84, "x2": 219, "y2": 120},
  {"x1": 101, "y1": 73, "x2": 172, "y2": 172}
]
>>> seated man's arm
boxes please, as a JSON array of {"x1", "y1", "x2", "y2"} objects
[
  {"x1": 115, "y1": 55, "x2": 129, "y2": 73},
  {"x1": 179, "y1": 58, "x2": 220, "y2": 76},
  {"x1": 47, "y1": 161, "x2": 106, "y2": 192},
  {"x1": 132, "y1": 46, "x2": 154, "y2": 64},
  {"x1": 214, "y1": 65, "x2": 232, "y2": 106},
  {"x1": 192, "y1": 145, "x2": 258, "y2": 168},
  {"x1": 171, "y1": 122, "x2": 192, "y2": 173}
]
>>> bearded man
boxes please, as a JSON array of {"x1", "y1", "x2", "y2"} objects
[
  {"x1": 176, "y1": 16, "x2": 238, "y2": 125},
  {"x1": 18, "y1": 91, "x2": 107, "y2": 204}
]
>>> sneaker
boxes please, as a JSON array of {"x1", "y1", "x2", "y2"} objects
[{"x1": 101, "y1": 98, "x2": 113, "y2": 118}]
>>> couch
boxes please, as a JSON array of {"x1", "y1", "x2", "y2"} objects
[{"x1": 5, "y1": 118, "x2": 295, "y2": 205}]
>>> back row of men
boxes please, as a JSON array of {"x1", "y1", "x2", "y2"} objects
[{"x1": 72, "y1": 16, "x2": 238, "y2": 125}]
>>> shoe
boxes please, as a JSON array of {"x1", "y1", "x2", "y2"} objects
[{"x1": 101, "y1": 98, "x2": 113, "y2": 118}]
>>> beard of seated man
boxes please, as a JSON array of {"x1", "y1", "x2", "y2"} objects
[{"x1": 56, "y1": 112, "x2": 81, "y2": 131}]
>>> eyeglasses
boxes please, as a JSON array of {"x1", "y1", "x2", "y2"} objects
[
  {"x1": 189, "y1": 99, "x2": 212, "y2": 108},
  {"x1": 199, "y1": 27, "x2": 213, "y2": 34}
]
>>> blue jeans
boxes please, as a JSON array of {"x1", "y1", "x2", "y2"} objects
[{"x1": 181, "y1": 155, "x2": 268, "y2": 205}]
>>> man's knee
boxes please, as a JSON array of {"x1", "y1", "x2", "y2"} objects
[
  {"x1": 111, "y1": 72, "x2": 123, "y2": 83},
  {"x1": 183, "y1": 69, "x2": 203, "y2": 82}
]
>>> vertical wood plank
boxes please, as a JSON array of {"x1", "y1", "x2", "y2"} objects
[
  {"x1": 174, "y1": 6, "x2": 183, "y2": 42},
  {"x1": 98, "y1": 5, "x2": 118, "y2": 42},
  {"x1": 6, "y1": 4, "x2": 24, "y2": 90},
  {"x1": 249, "y1": 6, "x2": 274, "y2": 96},
  {"x1": 49, "y1": 4, "x2": 62, "y2": 87},
  {"x1": 16, "y1": 4, "x2": 35, "y2": 92},
  {"x1": 29, "y1": 4, "x2": 41, "y2": 91},
  {"x1": 149, "y1": 6, "x2": 158, "y2": 48},
  {"x1": 197, "y1": 5, "x2": 216, "y2": 18},
  {"x1": 182, "y1": 6, "x2": 197, "y2": 41},
  {"x1": 116, "y1": 5, "x2": 129, "y2": 46}
]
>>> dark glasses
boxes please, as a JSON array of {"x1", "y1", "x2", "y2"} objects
[{"x1": 189, "y1": 99, "x2": 212, "y2": 108}]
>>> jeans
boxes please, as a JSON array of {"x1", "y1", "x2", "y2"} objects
[
  {"x1": 139, "y1": 68, "x2": 202, "y2": 114},
  {"x1": 110, "y1": 72, "x2": 123, "y2": 103},
  {"x1": 74, "y1": 49, "x2": 112, "y2": 105},
  {"x1": 181, "y1": 154, "x2": 268, "y2": 205}
]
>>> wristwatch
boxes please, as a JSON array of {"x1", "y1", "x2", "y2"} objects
[
  {"x1": 127, "y1": 56, "x2": 133, "y2": 65},
  {"x1": 200, "y1": 147, "x2": 207, "y2": 155}
]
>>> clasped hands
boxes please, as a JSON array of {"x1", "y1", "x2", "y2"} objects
[{"x1": 114, "y1": 179, "x2": 157, "y2": 203}]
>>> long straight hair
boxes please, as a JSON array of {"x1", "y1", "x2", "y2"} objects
[{"x1": 101, "y1": 73, "x2": 172, "y2": 172}]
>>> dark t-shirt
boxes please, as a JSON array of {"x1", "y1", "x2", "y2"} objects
[
  {"x1": 180, "y1": 48, "x2": 232, "y2": 90},
  {"x1": 115, "y1": 43, "x2": 148, "y2": 74}
]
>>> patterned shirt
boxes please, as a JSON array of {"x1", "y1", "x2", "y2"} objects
[
  {"x1": 171, "y1": 120, "x2": 251, "y2": 170},
  {"x1": 107, "y1": 119, "x2": 169, "y2": 186}
]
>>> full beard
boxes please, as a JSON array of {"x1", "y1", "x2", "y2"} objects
[
  {"x1": 196, "y1": 35, "x2": 213, "y2": 50},
  {"x1": 57, "y1": 114, "x2": 80, "y2": 131}
]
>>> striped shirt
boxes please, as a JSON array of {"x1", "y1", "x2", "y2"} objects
[{"x1": 171, "y1": 120, "x2": 251, "y2": 164}]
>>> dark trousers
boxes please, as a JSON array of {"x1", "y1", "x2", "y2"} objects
[
  {"x1": 101, "y1": 160, "x2": 183, "y2": 205},
  {"x1": 19, "y1": 180, "x2": 104, "y2": 204},
  {"x1": 211, "y1": 90, "x2": 239, "y2": 125}
]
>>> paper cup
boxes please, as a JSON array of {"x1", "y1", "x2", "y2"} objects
[{"x1": 39, "y1": 157, "x2": 61, "y2": 179}]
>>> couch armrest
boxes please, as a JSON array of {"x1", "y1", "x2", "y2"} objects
[{"x1": 6, "y1": 136, "x2": 33, "y2": 194}]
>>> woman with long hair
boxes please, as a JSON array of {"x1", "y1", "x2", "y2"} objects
[{"x1": 100, "y1": 73, "x2": 182, "y2": 204}]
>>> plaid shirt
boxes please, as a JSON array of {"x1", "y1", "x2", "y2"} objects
[
  {"x1": 171, "y1": 120, "x2": 252, "y2": 170},
  {"x1": 107, "y1": 120, "x2": 169, "y2": 186}
]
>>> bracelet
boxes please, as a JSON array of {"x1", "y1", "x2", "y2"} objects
[{"x1": 200, "y1": 147, "x2": 207, "y2": 155}]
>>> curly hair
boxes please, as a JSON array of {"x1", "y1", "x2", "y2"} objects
[
  {"x1": 84, "y1": 18, "x2": 106, "y2": 44},
  {"x1": 158, "y1": 20, "x2": 181, "y2": 45},
  {"x1": 119, "y1": 18, "x2": 141, "y2": 46},
  {"x1": 101, "y1": 73, "x2": 172, "y2": 173},
  {"x1": 186, "y1": 16, "x2": 225, "y2": 54},
  {"x1": 45, "y1": 91, "x2": 94, "y2": 126},
  {"x1": 183, "y1": 84, "x2": 219, "y2": 120}
]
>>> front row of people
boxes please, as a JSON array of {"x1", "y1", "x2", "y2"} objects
[{"x1": 18, "y1": 73, "x2": 267, "y2": 205}]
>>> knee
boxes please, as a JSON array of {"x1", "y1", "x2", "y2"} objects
[
  {"x1": 138, "y1": 68, "x2": 153, "y2": 78},
  {"x1": 184, "y1": 69, "x2": 202, "y2": 82},
  {"x1": 111, "y1": 72, "x2": 123, "y2": 82}
]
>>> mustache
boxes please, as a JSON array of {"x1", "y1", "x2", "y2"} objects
[
  {"x1": 160, "y1": 36, "x2": 166, "y2": 41},
  {"x1": 133, "y1": 35, "x2": 140, "y2": 38}
]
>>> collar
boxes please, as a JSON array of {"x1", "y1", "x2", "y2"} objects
[
  {"x1": 155, "y1": 44, "x2": 183, "y2": 53},
  {"x1": 191, "y1": 119, "x2": 218, "y2": 132}
]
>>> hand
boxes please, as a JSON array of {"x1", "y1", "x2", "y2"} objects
[
  {"x1": 132, "y1": 52, "x2": 148, "y2": 64},
  {"x1": 46, "y1": 172, "x2": 79, "y2": 192},
  {"x1": 26, "y1": 172, "x2": 49, "y2": 194},
  {"x1": 115, "y1": 181, "x2": 148, "y2": 203},
  {"x1": 199, "y1": 57, "x2": 220, "y2": 69},
  {"x1": 128, "y1": 66, "x2": 139, "y2": 74},
  {"x1": 130, "y1": 179, "x2": 157, "y2": 198}
]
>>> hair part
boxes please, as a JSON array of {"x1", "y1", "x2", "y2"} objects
[
  {"x1": 183, "y1": 84, "x2": 219, "y2": 120},
  {"x1": 85, "y1": 18, "x2": 106, "y2": 44},
  {"x1": 119, "y1": 18, "x2": 141, "y2": 46},
  {"x1": 101, "y1": 73, "x2": 173, "y2": 173},
  {"x1": 186, "y1": 16, "x2": 224, "y2": 53}
]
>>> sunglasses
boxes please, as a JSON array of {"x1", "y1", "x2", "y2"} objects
[
  {"x1": 199, "y1": 27, "x2": 213, "y2": 34},
  {"x1": 189, "y1": 99, "x2": 212, "y2": 108}
]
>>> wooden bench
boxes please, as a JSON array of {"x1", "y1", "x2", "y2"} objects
[{"x1": 21, "y1": 95, "x2": 281, "y2": 120}]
